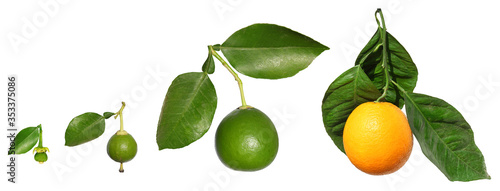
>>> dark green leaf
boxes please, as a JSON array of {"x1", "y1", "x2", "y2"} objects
[
  {"x1": 221, "y1": 23, "x2": 329, "y2": 79},
  {"x1": 403, "y1": 92, "x2": 490, "y2": 181},
  {"x1": 13, "y1": 126, "x2": 39, "y2": 154},
  {"x1": 321, "y1": 66, "x2": 381, "y2": 153},
  {"x1": 65, "y1": 112, "x2": 106, "y2": 146},
  {"x1": 355, "y1": 29, "x2": 418, "y2": 108},
  {"x1": 103, "y1": 112, "x2": 115, "y2": 119},
  {"x1": 202, "y1": 46, "x2": 215, "y2": 74},
  {"x1": 157, "y1": 72, "x2": 217, "y2": 149}
]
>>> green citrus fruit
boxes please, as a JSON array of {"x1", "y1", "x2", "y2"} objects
[
  {"x1": 34, "y1": 152, "x2": 48, "y2": 164},
  {"x1": 107, "y1": 131, "x2": 137, "y2": 164},
  {"x1": 215, "y1": 107, "x2": 279, "y2": 171}
]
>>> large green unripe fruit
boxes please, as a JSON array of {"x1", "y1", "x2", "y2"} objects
[
  {"x1": 215, "y1": 107, "x2": 279, "y2": 171},
  {"x1": 107, "y1": 131, "x2": 138, "y2": 164},
  {"x1": 34, "y1": 152, "x2": 48, "y2": 164}
]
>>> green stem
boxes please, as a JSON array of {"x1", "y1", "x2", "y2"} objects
[
  {"x1": 115, "y1": 102, "x2": 126, "y2": 131},
  {"x1": 209, "y1": 45, "x2": 248, "y2": 108},
  {"x1": 37, "y1": 125, "x2": 43, "y2": 147},
  {"x1": 375, "y1": 8, "x2": 391, "y2": 102}
]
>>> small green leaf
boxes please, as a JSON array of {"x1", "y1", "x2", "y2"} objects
[
  {"x1": 157, "y1": 72, "x2": 217, "y2": 149},
  {"x1": 202, "y1": 46, "x2": 215, "y2": 74},
  {"x1": 355, "y1": 29, "x2": 418, "y2": 108},
  {"x1": 403, "y1": 92, "x2": 490, "y2": 181},
  {"x1": 321, "y1": 66, "x2": 381, "y2": 153},
  {"x1": 103, "y1": 112, "x2": 115, "y2": 119},
  {"x1": 65, "y1": 112, "x2": 106, "y2": 146},
  {"x1": 221, "y1": 23, "x2": 329, "y2": 79},
  {"x1": 13, "y1": 126, "x2": 39, "y2": 154}
]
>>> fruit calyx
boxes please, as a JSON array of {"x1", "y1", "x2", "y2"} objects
[
  {"x1": 238, "y1": 105, "x2": 254, "y2": 110},
  {"x1": 116, "y1": 130, "x2": 129, "y2": 136},
  {"x1": 33, "y1": 146, "x2": 50, "y2": 154}
]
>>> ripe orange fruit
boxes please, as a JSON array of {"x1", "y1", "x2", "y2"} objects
[{"x1": 343, "y1": 102, "x2": 413, "y2": 175}]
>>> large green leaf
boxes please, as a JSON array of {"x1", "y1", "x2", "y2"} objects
[
  {"x1": 321, "y1": 66, "x2": 381, "y2": 153},
  {"x1": 403, "y1": 92, "x2": 490, "y2": 181},
  {"x1": 13, "y1": 126, "x2": 39, "y2": 154},
  {"x1": 157, "y1": 72, "x2": 217, "y2": 149},
  {"x1": 65, "y1": 112, "x2": 106, "y2": 146},
  {"x1": 221, "y1": 23, "x2": 329, "y2": 79},
  {"x1": 355, "y1": 28, "x2": 418, "y2": 108}
]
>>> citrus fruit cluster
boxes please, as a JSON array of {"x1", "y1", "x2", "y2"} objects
[{"x1": 64, "y1": 102, "x2": 138, "y2": 173}]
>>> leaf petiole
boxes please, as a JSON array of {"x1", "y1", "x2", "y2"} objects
[
  {"x1": 391, "y1": 80, "x2": 407, "y2": 94},
  {"x1": 209, "y1": 45, "x2": 249, "y2": 108},
  {"x1": 358, "y1": 43, "x2": 383, "y2": 66}
]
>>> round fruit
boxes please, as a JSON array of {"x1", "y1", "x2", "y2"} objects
[
  {"x1": 215, "y1": 107, "x2": 279, "y2": 171},
  {"x1": 107, "y1": 131, "x2": 138, "y2": 163},
  {"x1": 343, "y1": 102, "x2": 413, "y2": 175},
  {"x1": 34, "y1": 152, "x2": 48, "y2": 164}
]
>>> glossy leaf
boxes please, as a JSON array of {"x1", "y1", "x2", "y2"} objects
[
  {"x1": 157, "y1": 72, "x2": 217, "y2": 149},
  {"x1": 355, "y1": 28, "x2": 418, "y2": 108},
  {"x1": 403, "y1": 92, "x2": 490, "y2": 181},
  {"x1": 202, "y1": 46, "x2": 215, "y2": 74},
  {"x1": 65, "y1": 112, "x2": 106, "y2": 146},
  {"x1": 321, "y1": 66, "x2": 381, "y2": 153},
  {"x1": 13, "y1": 126, "x2": 39, "y2": 154},
  {"x1": 221, "y1": 23, "x2": 329, "y2": 79}
]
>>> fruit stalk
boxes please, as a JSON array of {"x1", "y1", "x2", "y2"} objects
[
  {"x1": 115, "y1": 102, "x2": 126, "y2": 132},
  {"x1": 209, "y1": 45, "x2": 249, "y2": 108},
  {"x1": 37, "y1": 125, "x2": 43, "y2": 147},
  {"x1": 375, "y1": 8, "x2": 391, "y2": 102}
]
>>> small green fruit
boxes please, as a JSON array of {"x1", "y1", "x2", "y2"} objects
[
  {"x1": 215, "y1": 107, "x2": 279, "y2": 171},
  {"x1": 34, "y1": 152, "x2": 48, "y2": 164},
  {"x1": 107, "y1": 130, "x2": 137, "y2": 172}
]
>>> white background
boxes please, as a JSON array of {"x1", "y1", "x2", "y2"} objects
[{"x1": 1, "y1": 0, "x2": 499, "y2": 190}]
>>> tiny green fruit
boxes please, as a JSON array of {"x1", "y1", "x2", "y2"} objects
[
  {"x1": 107, "y1": 130, "x2": 137, "y2": 172},
  {"x1": 34, "y1": 152, "x2": 48, "y2": 164},
  {"x1": 215, "y1": 107, "x2": 279, "y2": 171}
]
